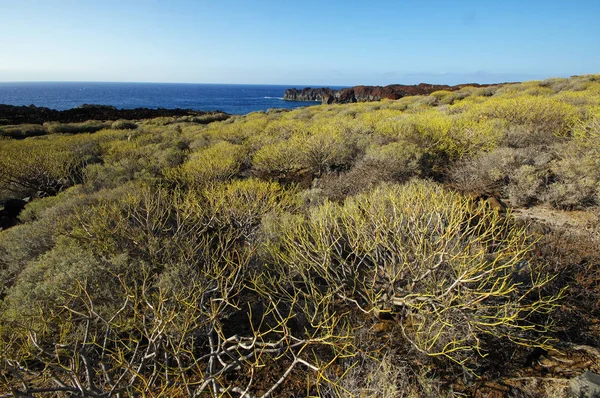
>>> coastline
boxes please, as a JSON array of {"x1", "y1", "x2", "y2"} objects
[{"x1": 0, "y1": 104, "x2": 229, "y2": 125}]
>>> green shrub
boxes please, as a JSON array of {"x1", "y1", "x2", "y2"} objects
[
  {"x1": 0, "y1": 124, "x2": 46, "y2": 138},
  {"x1": 44, "y1": 120, "x2": 110, "y2": 134},
  {"x1": 1, "y1": 237, "x2": 105, "y2": 319},
  {"x1": 252, "y1": 139, "x2": 302, "y2": 178},
  {"x1": 0, "y1": 136, "x2": 93, "y2": 197},
  {"x1": 313, "y1": 141, "x2": 424, "y2": 202},
  {"x1": 363, "y1": 141, "x2": 423, "y2": 179},
  {"x1": 110, "y1": 119, "x2": 138, "y2": 130},
  {"x1": 182, "y1": 140, "x2": 246, "y2": 185},
  {"x1": 460, "y1": 96, "x2": 579, "y2": 137},
  {"x1": 0, "y1": 221, "x2": 55, "y2": 300},
  {"x1": 296, "y1": 125, "x2": 356, "y2": 174},
  {"x1": 264, "y1": 181, "x2": 559, "y2": 370},
  {"x1": 204, "y1": 178, "x2": 299, "y2": 243}
]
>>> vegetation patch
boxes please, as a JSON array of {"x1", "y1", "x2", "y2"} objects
[{"x1": 2, "y1": 74, "x2": 600, "y2": 396}]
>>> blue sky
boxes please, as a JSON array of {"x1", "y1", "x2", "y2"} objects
[{"x1": 1, "y1": 0, "x2": 599, "y2": 85}]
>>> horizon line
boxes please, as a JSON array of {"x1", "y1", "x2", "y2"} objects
[{"x1": 0, "y1": 79, "x2": 523, "y2": 87}]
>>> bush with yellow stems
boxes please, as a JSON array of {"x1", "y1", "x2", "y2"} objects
[
  {"x1": 0, "y1": 178, "x2": 354, "y2": 397},
  {"x1": 43, "y1": 120, "x2": 111, "y2": 134},
  {"x1": 181, "y1": 140, "x2": 247, "y2": 186},
  {"x1": 263, "y1": 180, "x2": 561, "y2": 371},
  {"x1": 0, "y1": 134, "x2": 102, "y2": 198},
  {"x1": 252, "y1": 138, "x2": 303, "y2": 178},
  {"x1": 295, "y1": 124, "x2": 356, "y2": 174},
  {"x1": 454, "y1": 95, "x2": 580, "y2": 137},
  {"x1": 0, "y1": 123, "x2": 47, "y2": 138}
]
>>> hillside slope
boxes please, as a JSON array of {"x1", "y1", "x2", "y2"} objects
[{"x1": 1, "y1": 74, "x2": 600, "y2": 397}]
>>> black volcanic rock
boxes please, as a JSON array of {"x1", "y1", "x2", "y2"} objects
[
  {"x1": 282, "y1": 87, "x2": 337, "y2": 103},
  {"x1": 284, "y1": 83, "x2": 502, "y2": 104},
  {"x1": 0, "y1": 104, "x2": 229, "y2": 125},
  {"x1": 0, "y1": 198, "x2": 28, "y2": 230}
]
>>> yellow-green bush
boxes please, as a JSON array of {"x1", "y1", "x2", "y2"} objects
[
  {"x1": 264, "y1": 181, "x2": 559, "y2": 369},
  {"x1": 0, "y1": 124, "x2": 46, "y2": 138},
  {"x1": 1, "y1": 237, "x2": 107, "y2": 320},
  {"x1": 181, "y1": 140, "x2": 246, "y2": 186},
  {"x1": 296, "y1": 124, "x2": 356, "y2": 173},
  {"x1": 43, "y1": 120, "x2": 110, "y2": 134},
  {"x1": 0, "y1": 135, "x2": 99, "y2": 197},
  {"x1": 456, "y1": 95, "x2": 580, "y2": 137},
  {"x1": 363, "y1": 141, "x2": 423, "y2": 179},
  {"x1": 252, "y1": 139, "x2": 302, "y2": 177},
  {"x1": 204, "y1": 178, "x2": 299, "y2": 242}
]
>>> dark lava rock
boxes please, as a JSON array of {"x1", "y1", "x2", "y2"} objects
[
  {"x1": 282, "y1": 87, "x2": 336, "y2": 103},
  {"x1": 283, "y1": 82, "x2": 505, "y2": 104},
  {"x1": 0, "y1": 198, "x2": 28, "y2": 230},
  {"x1": 0, "y1": 104, "x2": 228, "y2": 125}
]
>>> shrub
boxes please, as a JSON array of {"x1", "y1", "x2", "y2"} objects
[
  {"x1": 1, "y1": 237, "x2": 106, "y2": 319},
  {"x1": 43, "y1": 120, "x2": 110, "y2": 134},
  {"x1": 362, "y1": 141, "x2": 423, "y2": 180},
  {"x1": 182, "y1": 140, "x2": 246, "y2": 186},
  {"x1": 110, "y1": 119, "x2": 138, "y2": 130},
  {"x1": 314, "y1": 141, "x2": 424, "y2": 201},
  {"x1": 264, "y1": 181, "x2": 559, "y2": 371},
  {"x1": 252, "y1": 139, "x2": 302, "y2": 178},
  {"x1": 295, "y1": 125, "x2": 356, "y2": 174},
  {"x1": 0, "y1": 221, "x2": 55, "y2": 300},
  {"x1": 0, "y1": 185, "x2": 129, "y2": 300},
  {"x1": 500, "y1": 123, "x2": 564, "y2": 148},
  {"x1": 0, "y1": 137, "x2": 92, "y2": 197},
  {"x1": 545, "y1": 154, "x2": 600, "y2": 208},
  {"x1": 204, "y1": 178, "x2": 299, "y2": 242},
  {"x1": 506, "y1": 164, "x2": 547, "y2": 206},
  {"x1": 451, "y1": 147, "x2": 554, "y2": 196},
  {"x1": 540, "y1": 119, "x2": 600, "y2": 208},
  {"x1": 0, "y1": 124, "x2": 46, "y2": 138},
  {"x1": 462, "y1": 96, "x2": 579, "y2": 137}
]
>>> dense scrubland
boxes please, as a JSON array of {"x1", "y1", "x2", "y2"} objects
[{"x1": 1, "y1": 75, "x2": 600, "y2": 397}]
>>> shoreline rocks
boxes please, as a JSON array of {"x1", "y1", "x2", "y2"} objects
[{"x1": 0, "y1": 104, "x2": 228, "y2": 125}]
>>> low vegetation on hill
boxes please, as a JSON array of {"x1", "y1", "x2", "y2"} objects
[{"x1": 1, "y1": 74, "x2": 600, "y2": 397}]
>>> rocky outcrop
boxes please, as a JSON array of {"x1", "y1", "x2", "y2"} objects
[
  {"x1": 0, "y1": 198, "x2": 28, "y2": 230},
  {"x1": 284, "y1": 83, "x2": 499, "y2": 104},
  {"x1": 282, "y1": 88, "x2": 336, "y2": 102},
  {"x1": 0, "y1": 104, "x2": 229, "y2": 125}
]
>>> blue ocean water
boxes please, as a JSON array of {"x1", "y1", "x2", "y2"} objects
[{"x1": 0, "y1": 82, "x2": 335, "y2": 115}]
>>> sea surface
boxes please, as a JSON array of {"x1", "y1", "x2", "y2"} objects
[{"x1": 0, "y1": 82, "x2": 339, "y2": 115}]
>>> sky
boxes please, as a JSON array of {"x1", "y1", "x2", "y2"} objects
[{"x1": 1, "y1": 0, "x2": 599, "y2": 86}]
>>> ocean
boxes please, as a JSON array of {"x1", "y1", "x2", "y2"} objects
[{"x1": 0, "y1": 82, "x2": 337, "y2": 115}]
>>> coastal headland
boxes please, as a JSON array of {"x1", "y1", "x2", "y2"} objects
[{"x1": 283, "y1": 82, "x2": 504, "y2": 104}]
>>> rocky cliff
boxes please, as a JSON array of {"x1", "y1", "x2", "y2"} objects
[{"x1": 284, "y1": 83, "x2": 496, "y2": 104}]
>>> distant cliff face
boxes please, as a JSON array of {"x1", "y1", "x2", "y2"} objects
[
  {"x1": 282, "y1": 87, "x2": 337, "y2": 102},
  {"x1": 283, "y1": 83, "x2": 496, "y2": 104}
]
